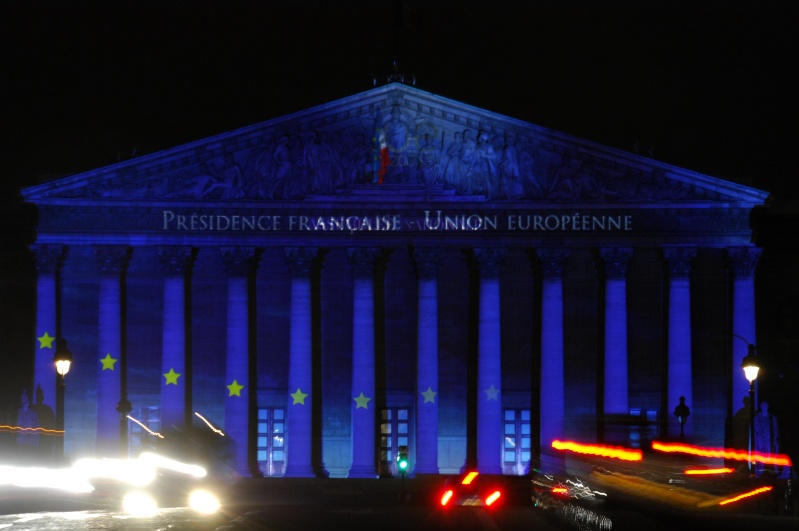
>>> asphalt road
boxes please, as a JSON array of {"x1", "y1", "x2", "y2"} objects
[{"x1": 1, "y1": 476, "x2": 799, "y2": 530}]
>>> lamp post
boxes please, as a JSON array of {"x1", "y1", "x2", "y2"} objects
[
  {"x1": 741, "y1": 343, "x2": 760, "y2": 473},
  {"x1": 673, "y1": 396, "x2": 690, "y2": 440},
  {"x1": 53, "y1": 338, "x2": 73, "y2": 462}
]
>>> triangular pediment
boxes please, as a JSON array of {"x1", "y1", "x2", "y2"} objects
[{"x1": 22, "y1": 83, "x2": 768, "y2": 206}]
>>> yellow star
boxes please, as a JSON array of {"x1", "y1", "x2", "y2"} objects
[
  {"x1": 227, "y1": 380, "x2": 244, "y2": 397},
  {"x1": 291, "y1": 388, "x2": 309, "y2": 405},
  {"x1": 100, "y1": 353, "x2": 118, "y2": 371},
  {"x1": 353, "y1": 392, "x2": 372, "y2": 410},
  {"x1": 421, "y1": 386, "x2": 437, "y2": 404},
  {"x1": 163, "y1": 368, "x2": 181, "y2": 385},
  {"x1": 38, "y1": 331, "x2": 55, "y2": 349},
  {"x1": 484, "y1": 384, "x2": 499, "y2": 401}
]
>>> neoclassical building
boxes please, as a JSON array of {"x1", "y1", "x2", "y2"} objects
[{"x1": 22, "y1": 83, "x2": 768, "y2": 478}]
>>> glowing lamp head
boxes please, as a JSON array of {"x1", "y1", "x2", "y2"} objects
[
  {"x1": 53, "y1": 338, "x2": 74, "y2": 377},
  {"x1": 741, "y1": 345, "x2": 759, "y2": 383}
]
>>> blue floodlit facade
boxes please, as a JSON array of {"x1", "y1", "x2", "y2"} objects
[{"x1": 21, "y1": 83, "x2": 769, "y2": 477}]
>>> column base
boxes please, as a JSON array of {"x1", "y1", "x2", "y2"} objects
[
  {"x1": 283, "y1": 464, "x2": 316, "y2": 478},
  {"x1": 348, "y1": 465, "x2": 378, "y2": 478}
]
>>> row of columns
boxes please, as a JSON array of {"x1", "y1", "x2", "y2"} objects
[{"x1": 32, "y1": 243, "x2": 761, "y2": 475}]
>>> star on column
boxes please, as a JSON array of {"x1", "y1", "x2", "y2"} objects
[
  {"x1": 353, "y1": 392, "x2": 372, "y2": 410},
  {"x1": 37, "y1": 331, "x2": 55, "y2": 349},
  {"x1": 163, "y1": 368, "x2": 181, "y2": 385},
  {"x1": 421, "y1": 386, "x2": 437, "y2": 404},
  {"x1": 100, "y1": 353, "x2": 118, "y2": 371},
  {"x1": 291, "y1": 388, "x2": 309, "y2": 405},
  {"x1": 484, "y1": 384, "x2": 499, "y2": 401},
  {"x1": 227, "y1": 380, "x2": 244, "y2": 397}
]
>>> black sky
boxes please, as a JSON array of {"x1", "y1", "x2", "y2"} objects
[{"x1": 3, "y1": 1, "x2": 799, "y2": 204}]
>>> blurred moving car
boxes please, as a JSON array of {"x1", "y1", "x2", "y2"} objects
[
  {"x1": 439, "y1": 471, "x2": 503, "y2": 508},
  {"x1": 531, "y1": 472, "x2": 612, "y2": 530}
]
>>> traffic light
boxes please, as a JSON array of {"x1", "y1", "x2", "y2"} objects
[{"x1": 396, "y1": 445, "x2": 409, "y2": 475}]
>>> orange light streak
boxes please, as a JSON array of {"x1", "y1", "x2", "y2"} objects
[
  {"x1": 652, "y1": 441, "x2": 792, "y2": 467},
  {"x1": 684, "y1": 468, "x2": 735, "y2": 475},
  {"x1": 462, "y1": 471, "x2": 479, "y2": 485},
  {"x1": 441, "y1": 490, "x2": 453, "y2": 506},
  {"x1": 552, "y1": 487, "x2": 569, "y2": 494},
  {"x1": 552, "y1": 440, "x2": 643, "y2": 461},
  {"x1": 718, "y1": 486, "x2": 773, "y2": 506},
  {"x1": 0, "y1": 424, "x2": 63, "y2": 435},
  {"x1": 683, "y1": 468, "x2": 735, "y2": 476},
  {"x1": 485, "y1": 490, "x2": 501, "y2": 506}
]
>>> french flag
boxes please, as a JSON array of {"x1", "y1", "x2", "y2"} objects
[{"x1": 377, "y1": 129, "x2": 389, "y2": 184}]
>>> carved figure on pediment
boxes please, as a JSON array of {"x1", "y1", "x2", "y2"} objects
[
  {"x1": 189, "y1": 154, "x2": 245, "y2": 199},
  {"x1": 417, "y1": 134, "x2": 442, "y2": 187},
  {"x1": 219, "y1": 153, "x2": 245, "y2": 199},
  {"x1": 498, "y1": 132, "x2": 524, "y2": 199},
  {"x1": 384, "y1": 106, "x2": 410, "y2": 182},
  {"x1": 518, "y1": 148, "x2": 545, "y2": 198},
  {"x1": 571, "y1": 162, "x2": 603, "y2": 200},
  {"x1": 268, "y1": 135, "x2": 296, "y2": 199},
  {"x1": 303, "y1": 131, "x2": 326, "y2": 194},
  {"x1": 320, "y1": 131, "x2": 344, "y2": 190},
  {"x1": 458, "y1": 129, "x2": 478, "y2": 194},
  {"x1": 442, "y1": 131, "x2": 463, "y2": 190},
  {"x1": 347, "y1": 134, "x2": 373, "y2": 185},
  {"x1": 473, "y1": 130, "x2": 498, "y2": 197},
  {"x1": 250, "y1": 140, "x2": 277, "y2": 199},
  {"x1": 192, "y1": 163, "x2": 227, "y2": 198},
  {"x1": 544, "y1": 155, "x2": 576, "y2": 199}
]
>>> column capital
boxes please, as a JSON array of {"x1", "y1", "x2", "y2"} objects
[
  {"x1": 473, "y1": 248, "x2": 506, "y2": 277},
  {"x1": 32, "y1": 244, "x2": 68, "y2": 274},
  {"x1": 599, "y1": 247, "x2": 633, "y2": 279},
  {"x1": 347, "y1": 247, "x2": 381, "y2": 278},
  {"x1": 662, "y1": 247, "x2": 696, "y2": 279},
  {"x1": 285, "y1": 247, "x2": 319, "y2": 276},
  {"x1": 221, "y1": 247, "x2": 261, "y2": 277},
  {"x1": 535, "y1": 248, "x2": 570, "y2": 278},
  {"x1": 157, "y1": 246, "x2": 197, "y2": 277},
  {"x1": 727, "y1": 246, "x2": 762, "y2": 278},
  {"x1": 93, "y1": 245, "x2": 132, "y2": 276},
  {"x1": 412, "y1": 248, "x2": 441, "y2": 279}
]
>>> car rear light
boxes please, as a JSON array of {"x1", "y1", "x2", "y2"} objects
[
  {"x1": 461, "y1": 472, "x2": 479, "y2": 485},
  {"x1": 441, "y1": 489, "x2": 454, "y2": 506},
  {"x1": 552, "y1": 487, "x2": 568, "y2": 495},
  {"x1": 485, "y1": 490, "x2": 501, "y2": 506}
]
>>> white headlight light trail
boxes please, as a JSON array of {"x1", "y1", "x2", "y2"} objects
[{"x1": 188, "y1": 489, "x2": 220, "y2": 514}]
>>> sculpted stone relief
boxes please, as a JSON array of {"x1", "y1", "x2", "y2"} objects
[{"x1": 87, "y1": 104, "x2": 694, "y2": 202}]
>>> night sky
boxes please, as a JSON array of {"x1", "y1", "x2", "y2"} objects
[{"x1": 4, "y1": 1, "x2": 799, "y2": 206}]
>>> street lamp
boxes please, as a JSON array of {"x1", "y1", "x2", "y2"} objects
[
  {"x1": 741, "y1": 343, "x2": 760, "y2": 472},
  {"x1": 53, "y1": 338, "x2": 73, "y2": 461},
  {"x1": 673, "y1": 396, "x2": 690, "y2": 440}
]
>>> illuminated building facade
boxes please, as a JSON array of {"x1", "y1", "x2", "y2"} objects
[{"x1": 22, "y1": 83, "x2": 768, "y2": 477}]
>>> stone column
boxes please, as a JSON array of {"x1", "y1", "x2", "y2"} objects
[
  {"x1": 474, "y1": 248, "x2": 505, "y2": 474},
  {"x1": 727, "y1": 247, "x2": 761, "y2": 413},
  {"x1": 94, "y1": 245, "x2": 132, "y2": 456},
  {"x1": 284, "y1": 247, "x2": 318, "y2": 478},
  {"x1": 32, "y1": 244, "x2": 67, "y2": 414},
  {"x1": 663, "y1": 247, "x2": 696, "y2": 439},
  {"x1": 158, "y1": 246, "x2": 196, "y2": 431},
  {"x1": 221, "y1": 247, "x2": 260, "y2": 477},
  {"x1": 600, "y1": 248, "x2": 633, "y2": 416},
  {"x1": 536, "y1": 249, "x2": 569, "y2": 455},
  {"x1": 413, "y1": 248, "x2": 440, "y2": 475},
  {"x1": 348, "y1": 247, "x2": 380, "y2": 478}
]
